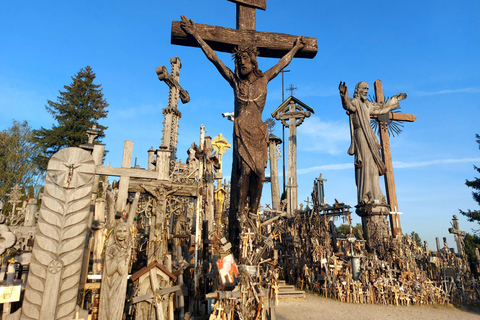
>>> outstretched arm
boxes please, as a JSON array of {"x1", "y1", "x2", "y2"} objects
[
  {"x1": 181, "y1": 16, "x2": 234, "y2": 85},
  {"x1": 371, "y1": 93, "x2": 408, "y2": 115},
  {"x1": 264, "y1": 36, "x2": 305, "y2": 81}
]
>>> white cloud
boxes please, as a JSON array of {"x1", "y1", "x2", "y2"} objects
[
  {"x1": 393, "y1": 158, "x2": 480, "y2": 168},
  {"x1": 298, "y1": 163, "x2": 352, "y2": 174},
  {"x1": 112, "y1": 103, "x2": 164, "y2": 119},
  {"x1": 297, "y1": 116, "x2": 350, "y2": 155},
  {"x1": 297, "y1": 157, "x2": 480, "y2": 175},
  {"x1": 414, "y1": 87, "x2": 480, "y2": 96}
]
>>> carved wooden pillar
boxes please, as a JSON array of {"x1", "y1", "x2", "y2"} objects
[
  {"x1": 156, "y1": 145, "x2": 172, "y2": 180},
  {"x1": 268, "y1": 134, "x2": 282, "y2": 210},
  {"x1": 272, "y1": 96, "x2": 313, "y2": 215},
  {"x1": 21, "y1": 147, "x2": 95, "y2": 320}
]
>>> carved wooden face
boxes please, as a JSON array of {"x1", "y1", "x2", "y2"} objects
[
  {"x1": 237, "y1": 52, "x2": 253, "y2": 77},
  {"x1": 116, "y1": 224, "x2": 129, "y2": 242}
]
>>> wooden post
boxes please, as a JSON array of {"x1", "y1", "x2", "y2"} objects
[
  {"x1": 272, "y1": 97, "x2": 313, "y2": 214},
  {"x1": 116, "y1": 140, "x2": 134, "y2": 217},
  {"x1": 156, "y1": 145, "x2": 172, "y2": 180},
  {"x1": 92, "y1": 198, "x2": 106, "y2": 274},
  {"x1": 204, "y1": 136, "x2": 215, "y2": 233},
  {"x1": 268, "y1": 134, "x2": 282, "y2": 210},
  {"x1": 194, "y1": 125, "x2": 205, "y2": 295},
  {"x1": 373, "y1": 80, "x2": 416, "y2": 237}
]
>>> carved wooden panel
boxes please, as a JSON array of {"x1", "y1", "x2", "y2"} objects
[{"x1": 21, "y1": 148, "x2": 95, "y2": 320}]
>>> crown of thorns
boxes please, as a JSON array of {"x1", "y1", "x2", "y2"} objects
[{"x1": 232, "y1": 45, "x2": 259, "y2": 59}]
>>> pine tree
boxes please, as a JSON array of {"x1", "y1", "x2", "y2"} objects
[
  {"x1": 33, "y1": 66, "x2": 108, "y2": 170},
  {"x1": 460, "y1": 134, "x2": 480, "y2": 230}
]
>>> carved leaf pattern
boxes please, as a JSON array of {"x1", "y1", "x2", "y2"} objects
[{"x1": 21, "y1": 148, "x2": 95, "y2": 320}]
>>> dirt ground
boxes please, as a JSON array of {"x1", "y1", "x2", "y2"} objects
[{"x1": 275, "y1": 293, "x2": 480, "y2": 320}]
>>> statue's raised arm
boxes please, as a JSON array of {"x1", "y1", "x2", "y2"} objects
[
  {"x1": 339, "y1": 81, "x2": 355, "y2": 112},
  {"x1": 180, "y1": 16, "x2": 234, "y2": 84},
  {"x1": 265, "y1": 36, "x2": 305, "y2": 81}
]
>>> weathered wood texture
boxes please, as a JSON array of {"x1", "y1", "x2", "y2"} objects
[
  {"x1": 98, "y1": 193, "x2": 139, "y2": 320},
  {"x1": 171, "y1": 22, "x2": 318, "y2": 58},
  {"x1": 373, "y1": 79, "x2": 415, "y2": 237},
  {"x1": 374, "y1": 80, "x2": 400, "y2": 236},
  {"x1": 21, "y1": 147, "x2": 95, "y2": 320},
  {"x1": 268, "y1": 135, "x2": 281, "y2": 210},
  {"x1": 228, "y1": 0, "x2": 266, "y2": 10}
]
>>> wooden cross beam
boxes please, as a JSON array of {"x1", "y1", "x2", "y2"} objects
[
  {"x1": 372, "y1": 79, "x2": 416, "y2": 237},
  {"x1": 171, "y1": 0, "x2": 317, "y2": 58}
]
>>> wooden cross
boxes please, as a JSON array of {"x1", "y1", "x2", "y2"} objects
[
  {"x1": 304, "y1": 197, "x2": 312, "y2": 208},
  {"x1": 400, "y1": 268, "x2": 415, "y2": 281},
  {"x1": 448, "y1": 214, "x2": 466, "y2": 256},
  {"x1": 372, "y1": 79, "x2": 416, "y2": 237},
  {"x1": 315, "y1": 173, "x2": 327, "y2": 206},
  {"x1": 171, "y1": 0, "x2": 317, "y2": 59},
  {"x1": 156, "y1": 57, "x2": 190, "y2": 161}
]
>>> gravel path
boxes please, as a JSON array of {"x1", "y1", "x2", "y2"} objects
[{"x1": 275, "y1": 293, "x2": 480, "y2": 320}]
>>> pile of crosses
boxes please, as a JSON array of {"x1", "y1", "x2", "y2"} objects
[
  {"x1": 0, "y1": 127, "x2": 278, "y2": 320},
  {"x1": 0, "y1": 58, "x2": 279, "y2": 320},
  {"x1": 2, "y1": 131, "x2": 479, "y2": 319},
  {"x1": 267, "y1": 179, "x2": 480, "y2": 307}
]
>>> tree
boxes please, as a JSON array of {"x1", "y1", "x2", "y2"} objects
[
  {"x1": 460, "y1": 134, "x2": 480, "y2": 232},
  {"x1": 33, "y1": 66, "x2": 108, "y2": 170},
  {"x1": 0, "y1": 120, "x2": 42, "y2": 204},
  {"x1": 408, "y1": 231, "x2": 422, "y2": 247},
  {"x1": 337, "y1": 223, "x2": 363, "y2": 239}
]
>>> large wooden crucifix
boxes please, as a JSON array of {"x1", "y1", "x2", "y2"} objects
[
  {"x1": 372, "y1": 79, "x2": 416, "y2": 237},
  {"x1": 171, "y1": 0, "x2": 317, "y2": 58},
  {"x1": 171, "y1": 0, "x2": 317, "y2": 258}
]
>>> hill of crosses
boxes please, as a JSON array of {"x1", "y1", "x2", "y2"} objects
[{"x1": 0, "y1": 1, "x2": 478, "y2": 320}]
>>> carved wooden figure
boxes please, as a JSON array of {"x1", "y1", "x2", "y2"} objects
[
  {"x1": 98, "y1": 192, "x2": 139, "y2": 320},
  {"x1": 178, "y1": 10, "x2": 308, "y2": 256}
]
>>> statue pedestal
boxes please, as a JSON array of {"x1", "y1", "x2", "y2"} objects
[{"x1": 356, "y1": 202, "x2": 390, "y2": 250}]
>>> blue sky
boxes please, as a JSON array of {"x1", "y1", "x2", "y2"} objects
[{"x1": 1, "y1": 0, "x2": 479, "y2": 249}]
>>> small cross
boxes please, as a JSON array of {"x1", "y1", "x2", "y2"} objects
[
  {"x1": 316, "y1": 173, "x2": 327, "y2": 183},
  {"x1": 286, "y1": 84, "x2": 297, "y2": 96},
  {"x1": 304, "y1": 197, "x2": 312, "y2": 208},
  {"x1": 86, "y1": 124, "x2": 100, "y2": 144}
]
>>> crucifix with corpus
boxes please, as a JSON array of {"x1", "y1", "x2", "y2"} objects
[
  {"x1": 372, "y1": 79, "x2": 416, "y2": 237},
  {"x1": 171, "y1": 0, "x2": 317, "y2": 257}
]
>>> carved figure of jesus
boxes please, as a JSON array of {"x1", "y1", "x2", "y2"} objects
[
  {"x1": 180, "y1": 16, "x2": 305, "y2": 250},
  {"x1": 339, "y1": 81, "x2": 407, "y2": 205}
]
